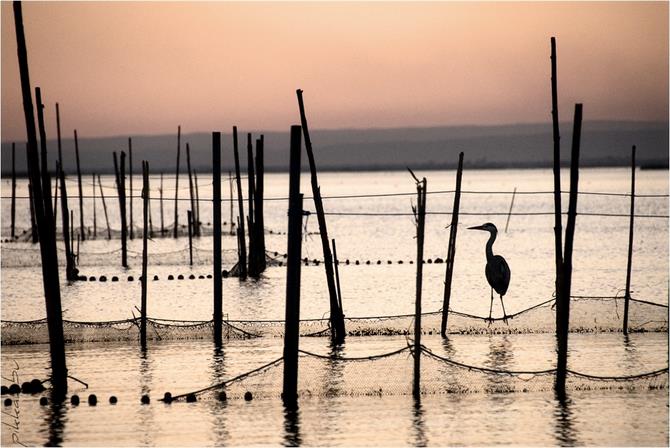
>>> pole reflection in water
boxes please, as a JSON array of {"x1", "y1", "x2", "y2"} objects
[
  {"x1": 553, "y1": 392, "x2": 577, "y2": 446},
  {"x1": 623, "y1": 334, "x2": 640, "y2": 370},
  {"x1": 282, "y1": 401, "x2": 302, "y2": 447},
  {"x1": 44, "y1": 391, "x2": 67, "y2": 447},
  {"x1": 410, "y1": 397, "x2": 428, "y2": 447},
  {"x1": 210, "y1": 345, "x2": 229, "y2": 446},
  {"x1": 138, "y1": 347, "x2": 154, "y2": 446}
]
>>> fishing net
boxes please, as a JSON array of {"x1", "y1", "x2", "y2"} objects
[
  {"x1": 168, "y1": 346, "x2": 668, "y2": 401},
  {"x1": 2, "y1": 297, "x2": 666, "y2": 345}
]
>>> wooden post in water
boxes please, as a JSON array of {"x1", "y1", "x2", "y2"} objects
[
  {"x1": 113, "y1": 151, "x2": 128, "y2": 268},
  {"x1": 232, "y1": 127, "x2": 247, "y2": 279},
  {"x1": 10, "y1": 142, "x2": 16, "y2": 239},
  {"x1": 623, "y1": 146, "x2": 636, "y2": 335},
  {"x1": 59, "y1": 167, "x2": 72, "y2": 261},
  {"x1": 53, "y1": 168, "x2": 58, "y2": 232},
  {"x1": 255, "y1": 136, "x2": 266, "y2": 272},
  {"x1": 296, "y1": 89, "x2": 345, "y2": 344},
  {"x1": 550, "y1": 37, "x2": 564, "y2": 331},
  {"x1": 555, "y1": 104, "x2": 582, "y2": 396},
  {"x1": 98, "y1": 174, "x2": 111, "y2": 239},
  {"x1": 13, "y1": 1, "x2": 67, "y2": 394},
  {"x1": 212, "y1": 132, "x2": 223, "y2": 346},
  {"x1": 413, "y1": 175, "x2": 427, "y2": 399},
  {"x1": 186, "y1": 143, "x2": 197, "y2": 237},
  {"x1": 140, "y1": 160, "x2": 150, "y2": 349},
  {"x1": 128, "y1": 138, "x2": 134, "y2": 240},
  {"x1": 159, "y1": 172, "x2": 165, "y2": 235},
  {"x1": 35, "y1": 88, "x2": 56, "y2": 230},
  {"x1": 92, "y1": 174, "x2": 97, "y2": 238},
  {"x1": 504, "y1": 187, "x2": 517, "y2": 233},
  {"x1": 194, "y1": 170, "x2": 201, "y2": 237},
  {"x1": 55, "y1": 103, "x2": 63, "y2": 169},
  {"x1": 70, "y1": 210, "x2": 74, "y2": 255},
  {"x1": 332, "y1": 239, "x2": 344, "y2": 314},
  {"x1": 74, "y1": 130, "x2": 85, "y2": 240},
  {"x1": 247, "y1": 134, "x2": 257, "y2": 276},
  {"x1": 228, "y1": 171, "x2": 234, "y2": 235},
  {"x1": 283, "y1": 125, "x2": 303, "y2": 403},
  {"x1": 441, "y1": 152, "x2": 464, "y2": 337},
  {"x1": 173, "y1": 126, "x2": 181, "y2": 238},
  {"x1": 188, "y1": 210, "x2": 194, "y2": 266},
  {"x1": 29, "y1": 181, "x2": 38, "y2": 243}
]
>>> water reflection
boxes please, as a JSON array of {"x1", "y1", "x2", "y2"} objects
[
  {"x1": 44, "y1": 392, "x2": 67, "y2": 447},
  {"x1": 138, "y1": 347, "x2": 154, "y2": 446},
  {"x1": 623, "y1": 334, "x2": 640, "y2": 370},
  {"x1": 282, "y1": 402, "x2": 302, "y2": 447},
  {"x1": 210, "y1": 345, "x2": 229, "y2": 446},
  {"x1": 485, "y1": 335, "x2": 513, "y2": 392},
  {"x1": 410, "y1": 397, "x2": 428, "y2": 447},
  {"x1": 553, "y1": 392, "x2": 577, "y2": 446}
]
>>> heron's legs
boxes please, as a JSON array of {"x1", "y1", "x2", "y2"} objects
[
  {"x1": 500, "y1": 295, "x2": 508, "y2": 325},
  {"x1": 487, "y1": 288, "x2": 494, "y2": 326}
]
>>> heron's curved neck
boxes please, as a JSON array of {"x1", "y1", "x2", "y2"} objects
[{"x1": 485, "y1": 230, "x2": 497, "y2": 261}]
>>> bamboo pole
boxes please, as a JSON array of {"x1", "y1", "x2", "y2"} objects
[
  {"x1": 173, "y1": 126, "x2": 181, "y2": 238},
  {"x1": 140, "y1": 160, "x2": 149, "y2": 349},
  {"x1": 186, "y1": 143, "x2": 197, "y2": 237},
  {"x1": 92, "y1": 173, "x2": 97, "y2": 238},
  {"x1": 53, "y1": 168, "x2": 58, "y2": 232},
  {"x1": 232, "y1": 126, "x2": 247, "y2": 279},
  {"x1": 98, "y1": 174, "x2": 111, "y2": 240},
  {"x1": 212, "y1": 132, "x2": 223, "y2": 346},
  {"x1": 29, "y1": 181, "x2": 37, "y2": 243},
  {"x1": 504, "y1": 187, "x2": 517, "y2": 233},
  {"x1": 55, "y1": 102, "x2": 63, "y2": 169},
  {"x1": 413, "y1": 176, "x2": 427, "y2": 398},
  {"x1": 10, "y1": 142, "x2": 16, "y2": 239},
  {"x1": 551, "y1": 37, "x2": 564, "y2": 331},
  {"x1": 282, "y1": 125, "x2": 303, "y2": 403},
  {"x1": 332, "y1": 239, "x2": 343, "y2": 313},
  {"x1": 441, "y1": 152, "x2": 464, "y2": 337},
  {"x1": 128, "y1": 137, "x2": 134, "y2": 240},
  {"x1": 623, "y1": 145, "x2": 636, "y2": 335},
  {"x1": 113, "y1": 151, "x2": 128, "y2": 267},
  {"x1": 194, "y1": 170, "x2": 201, "y2": 237},
  {"x1": 188, "y1": 210, "x2": 193, "y2": 266},
  {"x1": 296, "y1": 89, "x2": 345, "y2": 344},
  {"x1": 74, "y1": 130, "x2": 85, "y2": 240},
  {"x1": 555, "y1": 103, "x2": 582, "y2": 396},
  {"x1": 70, "y1": 210, "x2": 74, "y2": 256},
  {"x1": 247, "y1": 134, "x2": 257, "y2": 276},
  {"x1": 14, "y1": 0, "x2": 67, "y2": 393},
  {"x1": 228, "y1": 171, "x2": 234, "y2": 235},
  {"x1": 255, "y1": 136, "x2": 266, "y2": 272},
  {"x1": 35, "y1": 88, "x2": 56, "y2": 234},
  {"x1": 159, "y1": 172, "x2": 165, "y2": 235}
]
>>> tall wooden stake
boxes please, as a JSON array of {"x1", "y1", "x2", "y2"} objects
[
  {"x1": 159, "y1": 172, "x2": 165, "y2": 235},
  {"x1": 113, "y1": 151, "x2": 128, "y2": 267},
  {"x1": 10, "y1": 142, "x2": 16, "y2": 239},
  {"x1": 623, "y1": 145, "x2": 636, "y2": 335},
  {"x1": 14, "y1": 0, "x2": 67, "y2": 393},
  {"x1": 173, "y1": 126, "x2": 181, "y2": 238},
  {"x1": 283, "y1": 125, "x2": 303, "y2": 403},
  {"x1": 332, "y1": 239, "x2": 343, "y2": 313},
  {"x1": 92, "y1": 173, "x2": 97, "y2": 238},
  {"x1": 441, "y1": 152, "x2": 463, "y2": 337},
  {"x1": 232, "y1": 126, "x2": 247, "y2": 279},
  {"x1": 128, "y1": 137, "x2": 134, "y2": 240},
  {"x1": 58, "y1": 163, "x2": 76, "y2": 281},
  {"x1": 556, "y1": 103, "x2": 582, "y2": 396},
  {"x1": 255, "y1": 136, "x2": 266, "y2": 272},
  {"x1": 247, "y1": 134, "x2": 257, "y2": 276},
  {"x1": 140, "y1": 160, "x2": 150, "y2": 349},
  {"x1": 55, "y1": 102, "x2": 63, "y2": 169},
  {"x1": 98, "y1": 174, "x2": 111, "y2": 240},
  {"x1": 186, "y1": 143, "x2": 197, "y2": 237},
  {"x1": 74, "y1": 130, "x2": 85, "y2": 240},
  {"x1": 188, "y1": 210, "x2": 194, "y2": 266},
  {"x1": 212, "y1": 132, "x2": 223, "y2": 346},
  {"x1": 194, "y1": 170, "x2": 201, "y2": 237},
  {"x1": 551, "y1": 37, "x2": 564, "y2": 331},
  {"x1": 413, "y1": 176, "x2": 427, "y2": 398},
  {"x1": 296, "y1": 89, "x2": 345, "y2": 344},
  {"x1": 228, "y1": 171, "x2": 234, "y2": 235}
]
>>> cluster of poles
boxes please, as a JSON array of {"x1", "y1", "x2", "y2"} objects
[{"x1": 10, "y1": 0, "x2": 641, "y2": 404}]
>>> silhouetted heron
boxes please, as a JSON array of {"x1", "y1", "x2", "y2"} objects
[{"x1": 468, "y1": 222, "x2": 511, "y2": 323}]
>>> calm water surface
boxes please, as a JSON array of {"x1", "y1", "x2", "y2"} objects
[{"x1": 1, "y1": 169, "x2": 668, "y2": 445}]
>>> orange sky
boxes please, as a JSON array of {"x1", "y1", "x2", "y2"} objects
[{"x1": 1, "y1": 2, "x2": 668, "y2": 141}]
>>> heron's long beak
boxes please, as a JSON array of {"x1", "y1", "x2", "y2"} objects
[{"x1": 467, "y1": 225, "x2": 486, "y2": 231}]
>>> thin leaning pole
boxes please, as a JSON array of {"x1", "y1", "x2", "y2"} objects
[
  {"x1": 412, "y1": 174, "x2": 427, "y2": 399},
  {"x1": 622, "y1": 145, "x2": 636, "y2": 335},
  {"x1": 550, "y1": 36, "x2": 564, "y2": 331},
  {"x1": 186, "y1": 143, "x2": 197, "y2": 237},
  {"x1": 74, "y1": 130, "x2": 85, "y2": 240},
  {"x1": 98, "y1": 174, "x2": 111, "y2": 240},
  {"x1": 441, "y1": 152, "x2": 464, "y2": 337},
  {"x1": 140, "y1": 160, "x2": 150, "y2": 349},
  {"x1": 128, "y1": 137, "x2": 134, "y2": 240},
  {"x1": 92, "y1": 173, "x2": 97, "y2": 238},
  {"x1": 173, "y1": 125, "x2": 181, "y2": 238},
  {"x1": 232, "y1": 126, "x2": 247, "y2": 279},
  {"x1": 212, "y1": 132, "x2": 223, "y2": 346},
  {"x1": 10, "y1": 142, "x2": 16, "y2": 239},
  {"x1": 296, "y1": 89, "x2": 345, "y2": 344}
]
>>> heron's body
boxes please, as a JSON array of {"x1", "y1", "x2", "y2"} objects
[{"x1": 469, "y1": 222, "x2": 511, "y2": 321}]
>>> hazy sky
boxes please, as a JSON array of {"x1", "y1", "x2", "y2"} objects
[{"x1": 1, "y1": 2, "x2": 668, "y2": 141}]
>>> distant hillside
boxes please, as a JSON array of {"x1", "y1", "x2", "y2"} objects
[{"x1": 2, "y1": 121, "x2": 667, "y2": 176}]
